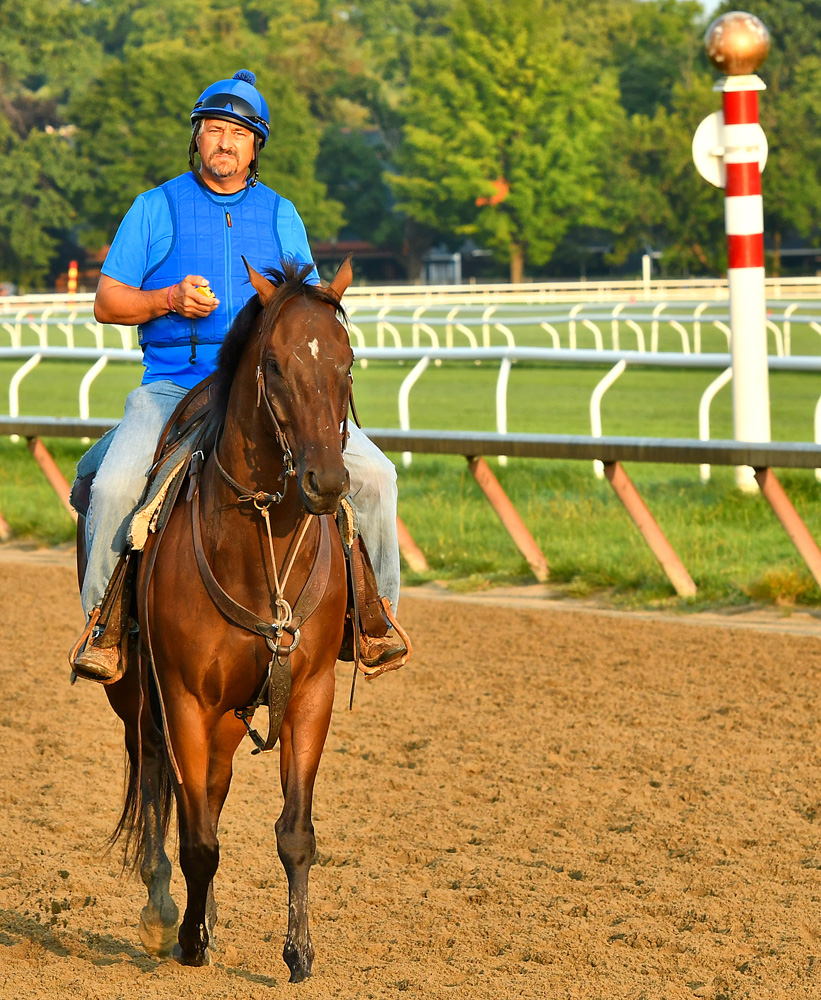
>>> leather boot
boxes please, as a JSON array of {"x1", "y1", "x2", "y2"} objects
[
  {"x1": 336, "y1": 523, "x2": 412, "y2": 677},
  {"x1": 69, "y1": 610, "x2": 124, "y2": 684},
  {"x1": 360, "y1": 631, "x2": 408, "y2": 669},
  {"x1": 73, "y1": 641, "x2": 121, "y2": 682},
  {"x1": 358, "y1": 598, "x2": 412, "y2": 679}
]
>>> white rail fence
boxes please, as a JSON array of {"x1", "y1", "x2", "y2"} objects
[
  {"x1": 5, "y1": 275, "x2": 821, "y2": 310},
  {"x1": 4, "y1": 345, "x2": 821, "y2": 483},
  {"x1": 6, "y1": 295, "x2": 821, "y2": 357}
]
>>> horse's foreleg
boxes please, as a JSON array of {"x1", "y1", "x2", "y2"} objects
[
  {"x1": 202, "y1": 711, "x2": 247, "y2": 950},
  {"x1": 276, "y1": 669, "x2": 335, "y2": 983},
  {"x1": 167, "y1": 706, "x2": 220, "y2": 967}
]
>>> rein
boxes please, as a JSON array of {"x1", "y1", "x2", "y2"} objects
[
  {"x1": 187, "y1": 308, "x2": 354, "y2": 753},
  {"x1": 190, "y1": 486, "x2": 332, "y2": 753}
]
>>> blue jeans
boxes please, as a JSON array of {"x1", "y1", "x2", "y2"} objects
[{"x1": 81, "y1": 381, "x2": 400, "y2": 615}]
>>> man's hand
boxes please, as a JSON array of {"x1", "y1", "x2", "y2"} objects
[
  {"x1": 170, "y1": 276, "x2": 221, "y2": 318},
  {"x1": 94, "y1": 273, "x2": 220, "y2": 325}
]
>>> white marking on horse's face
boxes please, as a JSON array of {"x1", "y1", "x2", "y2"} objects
[{"x1": 309, "y1": 338, "x2": 319, "y2": 359}]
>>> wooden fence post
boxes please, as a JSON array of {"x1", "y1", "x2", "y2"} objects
[
  {"x1": 27, "y1": 437, "x2": 77, "y2": 524},
  {"x1": 396, "y1": 516, "x2": 428, "y2": 573},
  {"x1": 467, "y1": 456, "x2": 549, "y2": 582},
  {"x1": 604, "y1": 461, "x2": 696, "y2": 598},
  {"x1": 755, "y1": 467, "x2": 821, "y2": 589}
]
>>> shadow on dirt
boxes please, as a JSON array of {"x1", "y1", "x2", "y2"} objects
[{"x1": 0, "y1": 907, "x2": 158, "y2": 970}]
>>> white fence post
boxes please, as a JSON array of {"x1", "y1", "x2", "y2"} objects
[
  {"x1": 590, "y1": 360, "x2": 628, "y2": 479},
  {"x1": 398, "y1": 356, "x2": 431, "y2": 467},
  {"x1": 698, "y1": 367, "x2": 733, "y2": 482}
]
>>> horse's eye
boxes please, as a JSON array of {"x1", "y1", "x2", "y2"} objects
[{"x1": 266, "y1": 358, "x2": 282, "y2": 378}]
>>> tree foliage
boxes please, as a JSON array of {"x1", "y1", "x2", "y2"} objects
[
  {"x1": 1, "y1": 0, "x2": 821, "y2": 288},
  {"x1": 0, "y1": 0, "x2": 99, "y2": 285},
  {"x1": 388, "y1": 0, "x2": 627, "y2": 281}
]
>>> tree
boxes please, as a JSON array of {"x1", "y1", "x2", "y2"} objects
[
  {"x1": 69, "y1": 2, "x2": 344, "y2": 249},
  {"x1": 761, "y1": 55, "x2": 821, "y2": 271},
  {"x1": 387, "y1": 0, "x2": 626, "y2": 282},
  {"x1": 0, "y1": 0, "x2": 100, "y2": 287},
  {"x1": 608, "y1": 74, "x2": 727, "y2": 276},
  {"x1": 609, "y1": 0, "x2": 706, "y2": 118},
  {"x1": 316, "y1": 127, "x2": 403, "y2": 247},
  {"x1": 0, "y1": 120, "x2": 90, "y2": 288}
]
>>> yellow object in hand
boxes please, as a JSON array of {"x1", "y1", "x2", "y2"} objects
[{"x1": 196, "y1": 285, "x2": 216, "y2": 298}]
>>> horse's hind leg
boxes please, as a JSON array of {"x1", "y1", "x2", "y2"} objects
[
  {"x1": 276, "y1": 670, "x2": 335, "y2": 983},
  {"x1": 137, "y1": 721, "x2": 179, "y2": 957},
  {"x1": 107, "y1": 664, "x2": 179, "y2": 958}
]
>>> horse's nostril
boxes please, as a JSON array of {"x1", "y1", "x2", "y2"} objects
[{"x1": 301, "y1": 467, "x2": 348, "y2": 506}]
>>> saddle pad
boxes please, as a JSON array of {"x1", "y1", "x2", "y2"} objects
[{"x1": 127, "y1": 443, "x2": 194, "y2": 552}]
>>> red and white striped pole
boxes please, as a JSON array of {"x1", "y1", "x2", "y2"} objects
[{"x1": 694, "y1": 12, "x2": 771, "y2": 490}]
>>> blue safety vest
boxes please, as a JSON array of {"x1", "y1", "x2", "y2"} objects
[{"x1": 137, "y1": 172, "x2": 289, "y2": 359}]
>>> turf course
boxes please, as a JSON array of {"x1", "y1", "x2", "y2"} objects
[{"x1": 2, "y1": 311, "x2": 821, "y2": 609}]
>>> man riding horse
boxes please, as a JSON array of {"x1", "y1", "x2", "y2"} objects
[{"x1": 72, "y1": 69, "x2": 407, "y2": 682}]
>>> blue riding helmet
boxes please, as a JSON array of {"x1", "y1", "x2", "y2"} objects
[{"x1": 190, "y1": 70, "x2": 270, "y2": 147}]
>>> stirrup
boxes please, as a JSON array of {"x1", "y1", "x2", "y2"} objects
[
  {"x1": 359, "y1": 598, "x2": 412, "y2": 679},
  {"x1": 73, "y1": 643, "x2": 123, "y2": 684},
  {"x1": 69, "y1": 607, "x2": 126, "y2": 686}
]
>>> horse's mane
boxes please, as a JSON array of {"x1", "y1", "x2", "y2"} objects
[{"x1": 212, "y1": 258, "x2": 348, "y2": 417}]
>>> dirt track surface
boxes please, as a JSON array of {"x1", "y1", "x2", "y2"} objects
[{"x1": 2, "y1": 555, "x2": 821, "y2": 999}]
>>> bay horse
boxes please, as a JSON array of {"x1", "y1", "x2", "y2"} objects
[{"x1": 88, "y1": 257, "x2": 354, "y2": 981}]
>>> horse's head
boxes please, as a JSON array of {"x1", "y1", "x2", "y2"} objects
[{"x1": 242, "y1": 256, "x2": 355, "y2": 515}]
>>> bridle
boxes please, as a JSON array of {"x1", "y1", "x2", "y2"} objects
[{"x1": 211, "y1": 300, "x2": 355, "y2": 506}]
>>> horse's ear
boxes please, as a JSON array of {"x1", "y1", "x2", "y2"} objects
[
  {"x1": 326, "y1": 254, "x2": 353, "y2": 302},
  {"x1": 242, "y1": 255, "x2": 276, "y2": 306}
]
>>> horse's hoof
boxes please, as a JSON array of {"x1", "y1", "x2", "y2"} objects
[
  {"x1": 172, "y1": 942, "x2": 211, "y2": 967},
  {"x1": 139, "y1": 905, "x2": 179, "y2": 958},
  {"x1": 284, "y1": 941, "x2": 313, "y2": 983}
]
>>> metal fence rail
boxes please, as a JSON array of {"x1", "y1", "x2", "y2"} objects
[
  {"x1": 5, "y1": 345, "x2": 821, "y2": 484},
  {"x1": 5, "y1": 417, "x2": 818, "y2": 467},
  {"x1": 364, "y1": 429, "x2": 821, "y2": 468},
  {"x1": 3, "y1": 418, "x2": 821, "y2": 603}
]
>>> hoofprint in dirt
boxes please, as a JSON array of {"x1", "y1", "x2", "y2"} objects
[{"x1": 1, "y1": 557, "x2": 821, "y2": 999}]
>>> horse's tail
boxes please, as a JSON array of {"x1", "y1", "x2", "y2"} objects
[
  {"x1": 109, "y1": 659, "x2": 175, "y2": 873},
  {"x1": 109, "y1": 746, "x2": 174, "y2": 873}
]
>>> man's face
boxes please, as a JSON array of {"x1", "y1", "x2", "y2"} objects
[{"x1": 196, "y1": 118, "x2": 255, "y2": 180}]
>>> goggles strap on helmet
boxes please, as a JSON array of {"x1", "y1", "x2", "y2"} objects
[
  {"x1": 188, "y1": 122, "x2": 201, "y2": 174},
  {"x1": 249, "y1": 136, "x2": 260, "y2": 187}
]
